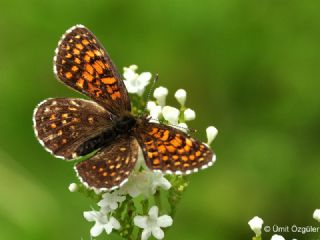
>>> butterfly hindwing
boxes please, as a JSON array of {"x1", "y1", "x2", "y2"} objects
[
  {"x1": 33, "y1": 98, "x2": 113, "y2": 160},
  {"x1": 75, "y1": 137, "x2": 139, "y2": 190},
  {"x1": 54, "y1": 25, "x2": 130, "y2": 115},
  {"x1": 135, "y1": 122, "x2": 215, "y2": 174}
]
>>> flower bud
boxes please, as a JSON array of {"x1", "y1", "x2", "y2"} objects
[
  {"x1": 68, "y1": 183, "x2": 78, "y2": 192},
  {"x1": 174, "y1": 89, "x2": 187, "y2": 106},
  {"x1": 248, "y1": 216, "x2": 263, "y2": 237},
  {"x1": 162, "y1": 106, "x2": 180, "y2": 124},
  {"x1": 184, "y1": 108, "x2": 196, "y2": 121},
  {"x1": 206, "y1": 126, "x2": 218, "y2": 145},
  {"x1": 153, "y1": 86, "x2": 168, "y2": 106}
]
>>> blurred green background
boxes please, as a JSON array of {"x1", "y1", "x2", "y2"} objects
[{"x1": 1, "y1": 0, "x2": 320, "y2": 239}]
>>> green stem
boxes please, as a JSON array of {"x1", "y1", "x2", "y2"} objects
[{"x1": 154, "y1": 190, "x2": 162, "y2": 213}]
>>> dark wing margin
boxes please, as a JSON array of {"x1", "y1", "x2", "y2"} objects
[
  {"x1": 53, "y1": 24, "x2": 130, "y2": 115},
  {"x1": 135, "y1": 122, "x2": 215, "y2": 174},
  {"x1": 33, "y1": 98, "x2": 112, "y2": 160},
  {"x1": 75, "y1": 137, "x2": 139, "y2": 191}
]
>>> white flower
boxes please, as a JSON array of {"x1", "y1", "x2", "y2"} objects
[
  {"x1": 153, "y1": 86, "x2": 168, "y2": 106},
  {"x1": 134, "y1": 206, "x2": 173, "y2": 240},
  {"x1": 83, "y1": 210, "x2": 120, "y2": 237},
  {"x1": 120, "y1": 171, "x2": 151, "y2": 198},
  {"x1": 248, "y1": 216, "x2": 263, "y2": 237},
  {"x1": 162, "y1": 106, "x2": 180, "y2": 125},
  {"x1": 147, "y1": 101, "x2": 162, "y2": 121},
  {"x1": 150, "y1": 172, "x2": 171, "y2": 194},
  {"x1": 123, "y1": 65, "x2": 152, "y2": 96},
  {"x1": 206, "y1": 126, "x2": 218, "y2": 145},
  {"x1": 271, "y1": 234, "x2": 285, "y2": 240},
  {"x1": 313, "y1": 209, "x2": 320, "y2": 222},
  {"x1": 120, "y1": 170, "x2": 171, "y2": 198},
  {"x1": 184, "y1": 108, "x2": 196, "y2": 121},
  {"x1": 68, "y1": 183, "x2": 78, "y2": 192},
  {"x1": 98, "y1": 191, "x2": 126, "y2": 212},
  {"x1": 174, "y1": 89, "x2": 187, "y2": 106}
]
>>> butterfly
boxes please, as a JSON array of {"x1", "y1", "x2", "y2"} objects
[{"x1": 33, "y1": 25, "x2": 215, "y2": 191}]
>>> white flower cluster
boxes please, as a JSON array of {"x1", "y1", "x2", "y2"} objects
[
  {"x1": 73, "y1": 65, "x2": 218, "y2": 240},
  {"x1": 83, "y1": 191, "x2": 124, "y2": 237},
  {"x1": 81, "y1": 169, "x2": 172, "y2": 238}
]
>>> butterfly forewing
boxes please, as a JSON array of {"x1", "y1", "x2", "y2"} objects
[
  {"x1": 33, "y1": 98, "x2": 113, "y2": 160},
  {"x1": 54, "y1": 25, "x2": 130, "y2": 115},
  {"x1": 135, "y1": 122, "x2": 215, "y2": 174},
  {"x1": 75, "y1": 137, "x2": 139, "y2": 190}
]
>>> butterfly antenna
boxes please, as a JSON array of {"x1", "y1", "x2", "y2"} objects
[{"x1": 142, "y1": 74, "x2": 159, "y2": 115}]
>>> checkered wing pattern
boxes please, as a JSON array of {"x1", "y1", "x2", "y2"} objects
[
  {"x1": 33, "y1": 98, "x2": 112, "y2": 160},
  {"x1": 136, "y1": 123, "x2": 215, "y2": 174},
  {"x1": 75, "y1": 137, "x2": 139, "y2": 190},
  {"x1": 54, "y1": 25, "x2": 130, "y2": 115}
]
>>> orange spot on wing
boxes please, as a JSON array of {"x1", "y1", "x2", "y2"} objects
[
  {"x1": 84, "y1": 55, "x2": 91, "y2": 62},
  {"x1": 101, "y1": 77, "x2": 116, "y2": 84},
  {"x1": 149, "y1": 128, "x2": 159, "y2": 135},
  {"x1": 82, "y1": 39, "x2": 90, "y2": 45},
  {"x1": 106, "y1": 85, "x2": 113, "y2": 94},
  {"x1": 65, "y1": 72, "x2": 73, "y2": 79},
  {"x1": 170, "y1": 139, "x2": 181, "y2": 147},
  {"x1": 94, "y1": 50, "x2": 102, "y2": 56},
  {"x1": 85, "y1": 64, "x2": 94, "y2": 74},
  {"x1": 86, "y1": 51, "x2": 94, "y2": 57},
  {"x1": 153, "y1": 159, "x2": 160, "y2": 165},
  {"x1": 76, "y1": 78, "x2": 84, "y2": 88},
  {"x1": 73, "y1": 48, "x2": 80, "y2": 55},
  {"x1": 184, "y1": 145, "x2": 191, "y2": 152},
  {"x1": 111, "y1": 91, "x2": 121, "y2": 100},
  {"x1": 76, "y1": 43, "x2": 84, "y2": 50},
  {"x1": 181, "y1": 156, "x2": 188, "y2": 162},
  {"x1": 186, "y1": 138, "x2": 193, "y2": 146},
  {"x1": 166, "y1": 145, "x2": 176, "y2": 153},
  {"x1": 74, "y1": 58, "x2": 81, "y2": 64},
  {"x1": 93, "y1": 61, "x2": 103, "y2": 74},
  {"x1": 158, "y1": 145, "x2": 166, "y2": 153},
  {"x1": 71, "y1": 66, "x2": 78, "y2": 72},
  {"x1": 83, "y1": 72, "x2": 94, "y2": 81},
  {"x1": 160, "y1": 130, "x2": 170, "y2": 141}
]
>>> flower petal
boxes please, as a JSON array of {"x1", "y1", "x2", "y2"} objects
[
  {"x1": 110, "y1": 216, "x2": 121, "y2": 230},
  {"x1": 90, "y1": 222, "x2": 104, "y2": 237},
  {"x1": 104, "y1": 217, "x2": 120, "y2": 234},
  {"x1": 152, "y1": 227, "x2": 164, "y2": 239},
  {"x1": 141, "y1": 229, "x2": 152, "y2": 240},
  {"x1": 138, "y1": 72, "x2": 152, "y2": 84},
  {"x1": 148, "y1": 206, "x2": 159, "y2": 219},
  {"x1": 134, "y1": 216, "x2": 148, "y2": 228},
  {"x1": 83, "y1": 211, "x2": 97, "y2": 222},
  {"x1": 157, "y1": 215, "x2": 173, "y2": 228}
]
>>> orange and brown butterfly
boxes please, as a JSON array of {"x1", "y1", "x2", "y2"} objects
[{"x1": 33, "y1": 24, "x2": 215, "y2": 191}]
